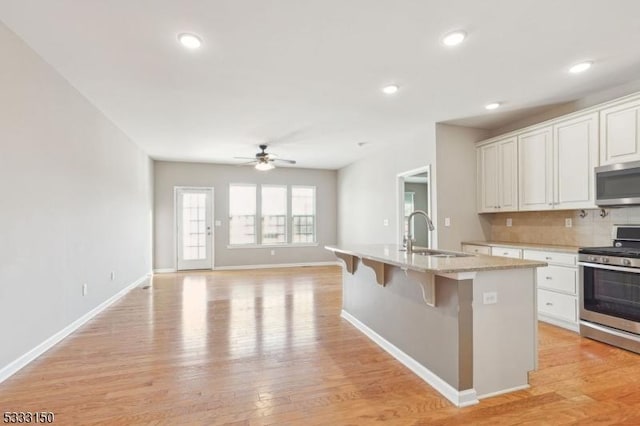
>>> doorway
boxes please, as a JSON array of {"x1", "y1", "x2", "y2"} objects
[
  {"x1": 175, "y1": 187, "x2": 214, "y2": 270},
  {"x1": 397, "y1": 166, "x2": 433, "y2": 248}
]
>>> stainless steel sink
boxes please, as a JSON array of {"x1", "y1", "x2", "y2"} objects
[{"x1": 405, "y1": 249, "x2": 473, "y2": 258}]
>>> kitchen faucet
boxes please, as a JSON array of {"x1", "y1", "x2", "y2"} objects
[{"x1": 404, "y1": 210, "x2": 435, "y2": 253}]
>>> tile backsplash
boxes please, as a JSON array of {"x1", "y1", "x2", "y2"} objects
[{"x1": 490, "y1": 207, "x2": 640, "y2": 247}]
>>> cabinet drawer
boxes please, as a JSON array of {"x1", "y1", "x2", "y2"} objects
[
  {"x1": 491, "y1": 246, "x2": 522, "y2": 259},
  {"x1": 538, "y1": 289, "x2": 577, "y2": 324},
  {"x1": 536, "y1": 265, "x2": 577, "y2": 294},
  {"x1": 523, "y1": 249, "x2": 577, "y2": 266},
  {"x1": 461, "y1": 244, "x2": 491, "y2": 255}
]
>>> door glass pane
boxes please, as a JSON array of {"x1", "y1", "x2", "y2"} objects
[{"x1": 182, "y1": 193, "x2": 207, "y2": 260}]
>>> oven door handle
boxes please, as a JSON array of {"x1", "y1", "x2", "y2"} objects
[{"x1": 578, "y1": 262, "x2": 640, "y2": 273}]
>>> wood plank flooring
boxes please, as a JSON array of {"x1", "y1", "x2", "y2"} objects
[{"x1": 1, "y1": 266, "x2": 640, "y2": 425}]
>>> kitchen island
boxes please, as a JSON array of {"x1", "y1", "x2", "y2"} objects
[{"x1": 326, "y1": 244, "x2": 546, "y2": 407}]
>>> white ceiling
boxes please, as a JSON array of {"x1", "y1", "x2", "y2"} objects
[{"x1": 2, "y1": 0, "x2": 640, "y2": 169}]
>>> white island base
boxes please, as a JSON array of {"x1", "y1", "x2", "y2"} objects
[{"x1": 337, "y1": 254, "x2": 538, "y2": 407}]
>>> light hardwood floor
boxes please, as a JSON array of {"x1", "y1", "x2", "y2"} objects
[{"x1": 1, "y1": 266, "x2": 640, "y2": 425}]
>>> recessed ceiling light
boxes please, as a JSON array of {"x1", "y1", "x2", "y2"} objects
[
  {"x1": 485, "y1": 102, "x2": 501, "y2": 110},
  {"x1": 442, "y1": 31, "x2": 467, "y2": 47},
  {"x1": 569, "y1": 61, "x2": 593, "y2": 74},
  {"x1": 382, "y1": 84, "x2": 399, "y2": 95},
  {"x1": 178, "y1": 33, "x2": 202, "y2": 49}
]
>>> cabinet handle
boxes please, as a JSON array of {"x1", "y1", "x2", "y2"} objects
[
  {"x1": 545, "y1": 302, "x2": 553, "y2": 306},
  {"x1": 545, "y1": 276, "x2": 552, "y2": 280},
  {"x1": 545, "y1": 257, "x2": 552, "y2": 260},
  {"x1": 503, "y1": 252, "x2": 509, "y2": 256},
  {"x1": 548, "y1": 203, "x2": 553, "y2": 206}
]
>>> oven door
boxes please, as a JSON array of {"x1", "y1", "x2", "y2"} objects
[{"x1": 580, "y1": 262, "x2": 640, "y2": 335}]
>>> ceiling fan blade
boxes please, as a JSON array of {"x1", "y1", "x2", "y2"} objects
[
  {"x1": 235, "y1": 160, "x2": 257, "y2": 166},
  {"x1": 233, "y1": 157, "x2": 258, "y2": 160},
  {"x1": 272, "y1": 158, "x2": 296, "y2": 164}
]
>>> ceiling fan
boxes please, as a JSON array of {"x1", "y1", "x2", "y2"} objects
[{"x1": 235, "y1": 144, "x2": 296, "y2": 171}]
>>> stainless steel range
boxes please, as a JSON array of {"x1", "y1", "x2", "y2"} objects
[{"x1": 579, "y1": 225, "x2": 640, "y2": 353}]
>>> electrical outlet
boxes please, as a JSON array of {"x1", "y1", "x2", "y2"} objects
[
  {"x1": 506, "y1": 218, "x2": 512, "y2": 227},
  {"x1": 82, "y1": 283, "x2": 88, "y2": 296},
  {"x1": 383, "y1": 219, "x2": 389, "y2": 226},
  {"x1": 483, "y1": 291, "x2": 498, "y2": 305},
  {"x1": 110, "y1": 271, "x2": 115, "y2": 281},
  {"x1": 444, "y1": 217, "x2": 451, "y2": 227},
  {"x1": 565, "y1": 218, "x2": 572, "y2": 228}
]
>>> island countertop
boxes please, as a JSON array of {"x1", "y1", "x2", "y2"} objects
[{"x1": 325, "y1": 244, "x2": 546, "y2": 274}]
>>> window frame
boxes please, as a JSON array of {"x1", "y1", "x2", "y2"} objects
[{"x1": 227, "y1": 183, "x2": 318, "y2": 247}]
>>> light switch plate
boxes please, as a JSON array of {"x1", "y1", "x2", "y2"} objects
[
  {"x1": 506, "y1": 218, "x2": 512, "y2": 227},
  {"x1": 383, "y1": 219, "x2": 389, "y2": 226},
  {"x1": 444, "y1": 217, "x2": 451, "y2": 227},
  {"x1": 483, "y1": 292, "x2": 498, "y2": 305}
]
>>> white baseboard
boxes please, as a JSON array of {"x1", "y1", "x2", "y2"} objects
[
  {"x1": 214, "y1": 261, "x2": 340, "y2": 271},
  {"x1": 538, "y1": 315, "x2": 579, "y2": 333},
  {"x1": 340, "y1": 310, "x2": 478, "y2": 407},
  {"x1": 0, "y1": 273, "x2": 150, "y2": 384},
  {"x1": 153, "y1": 268, "x2": 177, "y2": 273},
  {"x1": 477, "y1": 384, "x2": 530, "y2": 400}
]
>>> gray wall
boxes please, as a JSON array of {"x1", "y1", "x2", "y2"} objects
[
  {"x1": 435, "y1": 124, "x2": 491, "y2": 250},
  {"x1": 337, "y1": 127, "x2": 438, "y2": 246},
  {"x1": 153, "y1": 161, "x2": 337, "y2": 269},
  {"x1": 0, "y1": 23, "x2": 153, "y2": 371}
]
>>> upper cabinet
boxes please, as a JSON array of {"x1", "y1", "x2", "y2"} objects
[
  {"x1": 553, "y1": 112, "x2": 598, "y2": 209},
  {"x1": 477, "y1": 136, "x2": 518, "y2": 213},
  {"x1": 477, "y1": 97, "x2": 609, "y2": 213},
  {"x1": 518, "y1": 126, "x2": 553, "y2": 211},
  {"x1": 600, "y1": 98, "x2": 640, "y2": 165}
]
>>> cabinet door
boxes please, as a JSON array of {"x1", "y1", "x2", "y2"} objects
[
  {"x1": 518, "y1": 126, "x2": 553, "y2": 210},
  {"x1": 553, "y1": 112, "x2": 598, "y2": 209},
  {"x1": 498, "y1": 137, "x2": 518, "y2": 211},
  {"x1": 600, "y1": 98, "x2": 640, "y2": 165},
  {"x1": 477, "y1": 144, "x2": 499, "y2": 212}
]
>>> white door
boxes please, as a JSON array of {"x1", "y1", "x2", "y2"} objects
[
  {"x1": 498, "y1": 137, "x2": 518, "y2": 211},
  {"x1": 176, "y1": 187, "x2": 213, "y2": 270},
  {"x1": 477, "y1": 143, "x2": 499, "y2": 212},
  {"x1": 553, "y1": 112, "x2": 598, "y2": 209},
  {"x1": 600, "y1": 98, "x2": 640, "y2": 165},
  {"x1": 518, "y1": 126, "x2": 553, "y2": 211}
]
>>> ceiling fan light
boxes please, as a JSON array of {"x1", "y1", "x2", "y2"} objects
[{"x1": 255, "y1": 161, "x2": 274, "y2": 171}]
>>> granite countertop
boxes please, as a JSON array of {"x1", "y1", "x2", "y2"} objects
[
  {"x1": 325, "y1": 244, "x2": 546, "y2": 274},
  {"x1": 462, "y1": 241, "x2": 580, "y2": 253}
]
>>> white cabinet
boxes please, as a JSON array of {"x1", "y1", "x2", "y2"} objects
[
  {"x1": 477, "y1": 137, "x2": 518, "y2": 213},
  {"x1": 518, "y1": 126, "x2": 553, "y2": 211},
  {"x1": 523, "y1": 249, "x2": 578, "y2": 332},
  {"x1": 517, "y1": 113, "x2": 598, "y2": 211},
  {"x1": 553, "y1": 112, "x2": 599, "y2": 209},
  {"x1": 600, "y1": 97, "x2": 640, "y2": 165},
  {"x1": 461, "y1": 244, "x2": 491, "y2": 255},
  {"x1": 490, "y1": 246, "x2": 522, "y2": 259}
]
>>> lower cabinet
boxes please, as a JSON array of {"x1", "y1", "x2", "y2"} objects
[
  {"x1": 523, "y1": 249, "x2": 578, "y2": 332},
  {"x1": 461, "y1": 244, "x2": 492, "y2": 255},
  {"x1": 490, "y1": 246, "x2": 522, "y2": 259}
]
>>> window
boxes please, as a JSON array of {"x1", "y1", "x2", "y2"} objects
[
  {"x1": 229, "y1": 184, "x2": 317, "y2": 246},
  {"x1": 292, "y1": 186, "x2": 316, "y2": 243},
  {"x1": 261, "y1": 185, "x2": 287, "y2": 244},
  {"x1": 229, "y1": 184, "x2": 256, "y2": 244}
]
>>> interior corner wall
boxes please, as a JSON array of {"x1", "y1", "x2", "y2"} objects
[
  {"x1": 0, "y1": 22, "x2": 152, "y2": 372},
  {"x1": 337, "y1": 125, "x2": 438, "y2": 246},
  {"x1": 153, "y1": 161, "x2": 337, "y2": 269},
  {"x1": 435, "y1": 123, "x2": 491, "y2": 250}
]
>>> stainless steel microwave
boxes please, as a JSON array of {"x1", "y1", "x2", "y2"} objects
[{"x1": 596, "y1": 160, "x2": 640, "y2": 206}]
